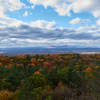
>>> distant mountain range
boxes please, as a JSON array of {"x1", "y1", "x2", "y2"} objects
[{"x1": 0, "y1": 46, "x2": 100, "y2": 55}]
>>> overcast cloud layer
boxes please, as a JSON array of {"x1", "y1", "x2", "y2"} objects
[{"x1": 0, "y1": 0, "x2": 100, "y2": 48}]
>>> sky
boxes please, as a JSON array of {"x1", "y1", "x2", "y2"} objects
[{"x1": 0, "y1": 0, "x2": 100, "y2": 48}]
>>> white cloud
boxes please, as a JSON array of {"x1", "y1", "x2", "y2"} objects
[
  {"x1": 0, "y1": 17, "x2": 26, "y2": 28},
  {"x1": 70, "y1": 17, "x2": 90, "y2": 25},
  {"x1": 29, "y1": 0, "x2": 72, "y2": 16},
  {"x1": 23, "y1": 11, "x2": 28, "y2": 16},
  {"x1": 71, "y1": 0, "x2": 100, "y2": 18},
  {"x1": 77, "y1": 25, "x2": 97, "y2": 32},
  {"x1": 0, "y1": 0, "x2": 100, "y2": 48},
  {"x1": 0, "y1": 16, "x2": 56, "y2": 30},
  {"x1": 0, "y1": 0, "x2": 56, "y2": 30},
  {"x1": 29, "y1": 0, "x2": 100, "y2": 18},
  {"x1": 6, "y1": 0, "x2": 24, "y2": 11},
  {"x1": 0, "y1": 20, "x2": 100, "y2": 48},
  {"x1": 0, "y1": 0, "x2": 24, "y2": 18},
  {"x1": 93, "y1": 10, "x2": 100, "y2": 18},
  {"x1": 97, "y1": 19, "x2": 100, "y2": 26},
  {"x1": 30, "y1": 20, "x2": 56, "y2": 29},
  {"x1": 70, "y1": 18, "x2": 80, "y2": 25}
]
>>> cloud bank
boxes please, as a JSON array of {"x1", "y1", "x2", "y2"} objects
[
  {"x1": 29, "y1": 0, "x2": 100, "y2": 18},
  {"x1": 0, "y1": 0, "x2": 100, "y2": 48}
]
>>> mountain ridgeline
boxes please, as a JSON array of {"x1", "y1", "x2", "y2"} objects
[{"x1": 0, "y1": 47, "x2": 100, "y2": 55}]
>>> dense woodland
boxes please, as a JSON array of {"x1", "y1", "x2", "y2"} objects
[{"x1": 0, "y1": 54, "x2": 100, "y2": 100}]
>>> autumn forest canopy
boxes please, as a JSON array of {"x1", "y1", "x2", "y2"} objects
[{"x1": 0, "y1": 54, "x2": 100, "y2": 100}]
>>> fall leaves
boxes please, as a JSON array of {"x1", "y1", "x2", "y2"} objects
[
  {"x1": 0, "y1": 54, "x2": 99, "y2": 75},
  {"x1": 0, "y1": 54, "x2": 100, "y2": 100}
]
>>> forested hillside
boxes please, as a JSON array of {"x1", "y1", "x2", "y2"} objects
[{"x1": 0, "y1": 54, "x2": 100, "y2": 100}]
